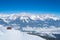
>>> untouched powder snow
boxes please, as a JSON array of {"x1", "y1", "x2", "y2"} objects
[{"x1": 0, "y1": 29, "x2": 45, "y2": 40}]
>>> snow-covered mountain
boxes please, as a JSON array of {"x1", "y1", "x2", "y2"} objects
[
  {"x1": 0, "y1": 13, "x2": 60, "y2": 32},
  {"x1": 0, "y1": 13, "x2": 60, "y2": 40},
  {"x1": 0, "y1": 14, "x2": 60, "y2": 28}
]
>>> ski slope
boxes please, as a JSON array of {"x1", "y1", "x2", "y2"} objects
[{"x1": 0, "y1": 29, "x2": 45, "y2": 40}]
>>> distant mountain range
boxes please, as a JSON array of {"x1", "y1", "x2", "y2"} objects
[
  {"x1": 0, "y1": 14, "x2": 60, "y2": 28},
  {"x1": 0, "y1": 13, "x2": 60, "y2": 40}
]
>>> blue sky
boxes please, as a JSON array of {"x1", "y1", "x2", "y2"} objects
[{"x1": 0, "y1": 0, "x2": 60, "y2": 14}]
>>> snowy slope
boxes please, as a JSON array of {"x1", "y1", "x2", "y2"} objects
[{"x1": 0, "y1": 29, "x2": 45, "y2": 40}]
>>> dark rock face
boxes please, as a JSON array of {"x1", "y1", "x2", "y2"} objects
[{"x1": 0, "y1": 18, "x2": 8, "y2": 26}]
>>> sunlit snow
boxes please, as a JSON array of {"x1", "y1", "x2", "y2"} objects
[{"x1": 0, "y1": 29, "x2": 45, "y2": 40}]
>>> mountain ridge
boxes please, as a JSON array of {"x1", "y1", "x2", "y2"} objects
[{"x1": 0, "y1": 14, "x2": 60, "y2": 30}]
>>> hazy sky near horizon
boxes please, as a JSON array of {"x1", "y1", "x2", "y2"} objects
[{"x1": 0, "y1": 0, "x2": 60, "y2": 14}]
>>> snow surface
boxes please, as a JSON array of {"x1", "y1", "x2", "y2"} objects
[{"x1": 0, "y1": 29, "x2": 45, "y2": 40}]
